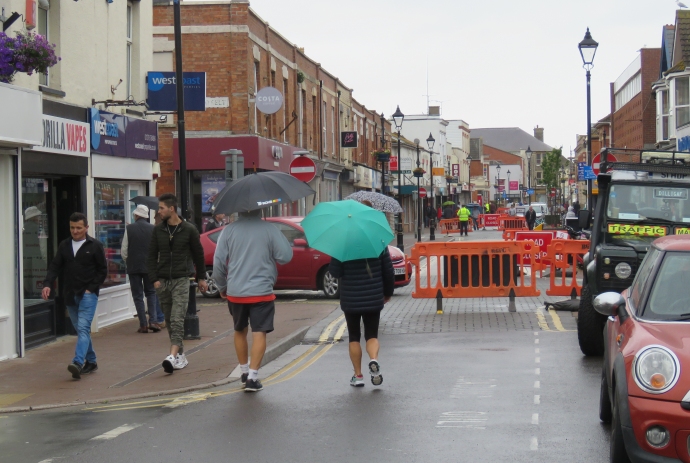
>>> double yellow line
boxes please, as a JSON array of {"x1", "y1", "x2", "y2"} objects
[
  {"x1": 85, "y1": 315, "x2": 348, "y2": 413},
  {"x1": 536, "y1": 307, "x2": 572, "y2": 332}
]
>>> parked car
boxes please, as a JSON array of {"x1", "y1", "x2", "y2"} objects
[
  {"x1": 594, "y1": 235, "x2": 690, "y2": 463},
  {"x1": 199, "y1": 216, "x2": 411, "y2": 298}
]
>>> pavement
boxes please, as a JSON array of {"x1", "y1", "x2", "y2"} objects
[{"x1": 0, "y1": 228, "x2": 577, "y2": 414}]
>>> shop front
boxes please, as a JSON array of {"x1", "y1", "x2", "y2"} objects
[
  {"x1": 172, "y1": 135, "x2": 309, "y2": 230},
  {"x1": 0, "y1": 82, "x2": 43, "y2": 360},
  {"x1": 22, "y1": 105, "x2": 90, "y2": 349},
  {"x1": 89, "y1": 109, "x2": 159, "y2": 329}
]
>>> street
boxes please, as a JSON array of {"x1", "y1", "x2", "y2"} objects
[{"x1": 0, "y1": 271, "x2": 611, "y2": 463}]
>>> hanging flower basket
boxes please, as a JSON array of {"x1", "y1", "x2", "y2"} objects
[
  {"x1": 413, "y1": 167, "x2": 425, "y2": 178},
  {"x1": 445, "y1": 175, "x2": 454, "y2": 182},
  {"x1": 0, "y1": 31, "x2": 60, "y2": 84},
  {"x1": 372, "y1": 149, "x2": 391, "y2": 162}
]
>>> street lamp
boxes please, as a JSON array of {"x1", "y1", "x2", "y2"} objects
[
  {"x1": 526, "y1": 146, "x2": 532, "y2": 205},
  {"x1": 579, "y1": 27, "x2": 599, "y2": 212},
  {"x1": 415, "y1": 138, "x2": 422, "y2": 243},
  {"x1": 496, "y1": 164, "x2": 502, "y2": 206},
  {"x1": 426, "y1": 132, "x2": 436, "y2": 241},
  {"x1": 392, "y1": 106, "x2": 405, "y2": 251},
  {"x1": 507, "y1": 169, "x2": 511, "y2": 202}
]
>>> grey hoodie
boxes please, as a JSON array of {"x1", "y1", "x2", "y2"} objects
[{"x1": 212, "y1": 215, "x2": 293, "y2": 297}]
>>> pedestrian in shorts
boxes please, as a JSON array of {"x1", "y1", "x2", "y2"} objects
[
  {"x1": 212, "y1": 209, "x2": 293, "y2": 392},
  {"x1": 147, "y1": 194, "x2": 207, "y2": 374}
]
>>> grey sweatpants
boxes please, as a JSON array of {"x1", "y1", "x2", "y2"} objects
[{"x1": 156, "y1": 277, "x2": 189, "y2": 353}]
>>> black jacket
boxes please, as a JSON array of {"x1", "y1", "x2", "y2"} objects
[
  {"x1": 43, "y1": 235, "x2": 107, "y2": 305},
  {"x1": 125, "y1": 219, "x2": 154, "y2": 274},
  {"x1": 147, "y1": 219, "x2": 206, "y2": 283},
  {"x1": 525, "y1": 209, "x2": 537, "y2": 224},
  {"x1": 329, "y1": 248, "x2": 395, "y2": 314}
]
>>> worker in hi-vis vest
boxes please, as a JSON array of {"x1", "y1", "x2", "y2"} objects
[{"x1": 457, "y1": 204, "x2": 470, "y2": 237}]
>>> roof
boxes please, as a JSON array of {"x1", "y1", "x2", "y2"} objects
[
  {"x1": 661, "y1": 25, "x2": 676, "y2": 75},
  {"x1": 653, "y1": 235, "x2": 690, "y2": 251},
  {"x1": 469, "y1": 127, "x2": 552, "y2": 153},
  {"x1": 674, "y1": 10, "x2": 690, "y2": 67}
]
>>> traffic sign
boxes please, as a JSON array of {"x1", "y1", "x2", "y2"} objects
[
  {"x1": 419, "y1": 187, "x2": 427, "y2": 198},
  {"x1": 515, "y1": 231, "x2": 553, "y2": 266},
  {"x1": 289, "y1": 155, "x2": 316, "y2": 183},
  {"x1": 592, "y1": 152, "x2": 617, "y2": 176},
  {"x1": 526, "y1": 189, "x2": 534, "y2": 195}
]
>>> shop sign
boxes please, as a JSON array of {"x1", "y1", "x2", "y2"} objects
[
  {"x1": 341, "y1": 131, "x2": 358, "y2": 148},
  {"x1": 432, "y1": 167, "x2": 445, "y2": 176},
  {"x1": 90, "y1": 109, "x2": 158, "y2": 160},
  {"x1": 33, "y1": 115, "x2": 90, "y2": 157},
  {"x1": 255, "y1": 87, "x2": 284, "y2": 115},
  {"x1": 146, "y1": 72, "x2": 206, "y2": 111},
  {"x1": 201, "y1": 172, "x2": 226, "y2": 213},
  {"x1": 452, "y1": 163, "x2": 460, "y2": 176}
]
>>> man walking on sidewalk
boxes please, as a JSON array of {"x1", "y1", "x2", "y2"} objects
[
  {"x1": 122, "y1": 204, "x2": 161, "y2": 333},
  {"x1": 213, "y1": 209, "x2": 293, "y2": 392},
  {"x1": 525, "y1": 206, "x2": 537, "y2": 230},
  {"x1": 457, "y1": 204, "x2": 470, "y2": 237},
  {"x1": 42, "y1": 212, "x2": 107, "y2": 379},
  {"x1": 147, "y1": 194, "x2": 208, "y2": 374}
]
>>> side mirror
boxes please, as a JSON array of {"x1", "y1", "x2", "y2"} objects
[
  {"x1": 293, "y1": 238, "x2": 308, "y2": 248},
  {"x1": 593, "y1": 292, "x2": 626, "y2": 317}
]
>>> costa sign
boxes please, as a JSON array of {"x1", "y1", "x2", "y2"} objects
[{"x1": 34, "y1": 115, "x2": 90, "y2": 157}]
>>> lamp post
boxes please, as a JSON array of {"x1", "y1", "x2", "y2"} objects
[
  {"x1": 426, "y1": 132, "x2": 436, "y2": 241},
  {"x1": 507, "y1": 169, "x2": 511, "y2": 203},
  {"x1": 392, "y1": 106, "x2": 405, "y2": 251},
  {"x1": 526, "y1": 146, "x2": 532, "y2": 205},
  {"x1": 415, "y1": 138, "x2": 422, "y2": 242},
  {"x1": 579, "y1": 28, "x2": 599, "y2": 212},
  {"x1": 379, "y1": 112, "x2": 387, "y2": 195},
  {"x1": 496, "y1": 164, "x2": 502, "y2": 206}
]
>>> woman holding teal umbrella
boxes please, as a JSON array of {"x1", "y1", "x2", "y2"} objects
[{"x1": 302, "y1": 200, "x2": 394, "y2": 387}]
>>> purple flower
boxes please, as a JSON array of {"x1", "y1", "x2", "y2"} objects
[{"x1": 0, "y1": 31, "x2": 59, "y2": 83}]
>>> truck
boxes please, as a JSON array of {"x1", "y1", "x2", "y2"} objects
[{"x1": 577, "y1": 148, "x2": 690, "y2": 356}]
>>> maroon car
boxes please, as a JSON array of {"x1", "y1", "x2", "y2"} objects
[{"x1": 199, "y1": 216, "x2": 411, "y2": 298}]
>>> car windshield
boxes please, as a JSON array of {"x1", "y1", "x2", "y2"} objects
[
  {"x1": 607, "y1": 183, "x2": 690, "y2": 222},
  {"x1": 643, "y1": 251, "x2": 690, "y2": 321}
]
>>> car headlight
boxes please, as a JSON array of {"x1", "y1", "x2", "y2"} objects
[
  {"x1": 633, "y1": 345, "x2": 680, "y2": 394},
  {"x1": 614, "y1": 262, "x2": 632, "y2": 279}
]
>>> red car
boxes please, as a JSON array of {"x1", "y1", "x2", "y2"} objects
[
  {"x1": 594, "y1": 235, "x2": 690, "y2": 463},
  {"x1": 199, "y1": 216, "x2": 411, "y2": 298}
]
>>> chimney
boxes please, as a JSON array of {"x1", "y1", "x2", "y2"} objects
[
  {"x1": 533, "y1": 126, "x2": 544, "y2": 142},
  {"x1": 428, "y1": 106, "x2": 441, "y2": 116}
]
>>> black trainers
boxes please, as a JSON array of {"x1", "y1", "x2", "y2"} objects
[
  {"x1": 82, "y1": 361, "x2": 98, "y2": 375},
  {"x1": 241, "y1": 373, "x2": 248, "y2": 388},
  {"x1": 244, "y1": 378, "x2": 263, "y2": 392},
  {"x1": 68, "y1": 362, "x2": 82, "y2": 379}
]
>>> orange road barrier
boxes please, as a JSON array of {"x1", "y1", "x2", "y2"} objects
[
  {"x1": 438, "y1": 219, "x2": 474, "y2": 234},
  {"x1": 496, "y1": 207, "x2": 510, "y2": 215},
  {"x1": 545, "y1": 239, "x2": 591, "y2": 296},
  {"x1": 483, "y1": 214, "x2": 501, "y2": 228},
  {"x1": 502, "y1": 229, "x2": 519, "y2": 241},
  {"x1": 408, "y1": 241, "x2": 541, "y2": 299},
  {"x1": 499, "y1": 216, "x2": 527, "y2": 231}
]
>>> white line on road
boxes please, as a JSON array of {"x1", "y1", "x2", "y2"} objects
[
  {"x1": 535, "y1": 357, "x2": 540, "y2": 363},
  {"x1": 535, "y1": 368, "x2": 540, "y2": 375},
  {"x1": 532, "y1": 413, "x2": 539, "y2": 425},
  {"x1": 91, "y1": 423, "x2": 142, "y2": 441},
  {"x1": 534, "y1": 395, "x2": 540, "y2": 404},
  {"x1": 436, "y1": 411, "x2": 487, "y2": 429},
  {"x1": 535, "y1": 339, "x2": 539, "y2": 344},
  {"x1": 535, "y1": 348, "x2": 540, "y2": 354},
  {"x1": 534, "y1": 332, "x2": 538, "y2": 336},
  {"x1": 534, "y1": 381, "x2": 540, "y2": 389},
  {"x1": 530, "y1": 437, "x2": 539, "y2": 450}
]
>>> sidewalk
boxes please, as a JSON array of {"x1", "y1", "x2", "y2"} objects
[{"x1": 0, "y1": 295, "x2": 338, "y2": 412}]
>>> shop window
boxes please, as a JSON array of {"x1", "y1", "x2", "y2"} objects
[
  {"x1": 22, "y1": 178, "x2": 49, "y2": 301},
  {"x1": 676, "y1": 76, "x2": 690, "y2": 128}
]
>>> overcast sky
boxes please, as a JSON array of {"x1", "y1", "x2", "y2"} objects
[{"x1": 191, "y1": 0, "x2": 678, "y2": 153}]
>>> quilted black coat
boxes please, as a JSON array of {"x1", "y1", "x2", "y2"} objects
[{"x1": 329, "y1": 248, "x2": 395, "y2": 313}]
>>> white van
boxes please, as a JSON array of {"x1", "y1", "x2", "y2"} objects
[{"x1": 529, "y1": 203, "x2": 548, "y2": 217}]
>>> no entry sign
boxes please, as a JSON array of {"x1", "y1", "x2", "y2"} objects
[
  {"x1": 592, "y1": 152, "x2": 617, "y2": 176},
  {"x1": 418, "y1": 188, "x2": 427, "y2": 198},
  {"x1": 289, "y1": 156, "x2": 316, "y2": 183}
]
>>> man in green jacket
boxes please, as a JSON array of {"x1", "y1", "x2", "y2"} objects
[
  {"x1": 147, "y1": 193, "x2": 208, "y2": 374},
  {"x1": 457, "y1": 204, "x2": 470, "y2": 237}
]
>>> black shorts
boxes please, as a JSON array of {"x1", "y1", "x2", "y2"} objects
[
  {"x1": 344, "y1": 311, "x2": 380, "y2": 342},
  {"x1": 228, "y1": 300, "x2": 275, "y2": 333}
]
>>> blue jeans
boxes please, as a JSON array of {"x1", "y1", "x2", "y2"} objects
[
  {"x1": 66, "y1": 292, "x2": 99, "y2": 366},
  {"x1": 129, "y1": 273, "x2": 159, "y2": 326}
]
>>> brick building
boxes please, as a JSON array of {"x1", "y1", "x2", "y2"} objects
[{"x1": 152, "y1": 0, "x2": 390, "y2": 227}]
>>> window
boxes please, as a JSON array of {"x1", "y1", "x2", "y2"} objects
[
  {"x1": 614, "y1": 74, "x2": 641, "y2": 111},
  {"x1": 630, "y1": 247, "x2": 660, "y2": 311},
  {"x1": 37, "y1": 5, "x2": 49, "y2": 86},
  {"x1": 301, "y1": 89, "x2": 307, "y2": 148},
  {"x1": 644, "y1": 252, "x2": 690, "y2": 320},
  {"x1": 676, "y1": 76, "x2": 690, "y2": 128},
  {"x1": 312, "y1": 95, "x2": 317, "y2": 150},
  {"x1": 331, "y1": 106, "x2": 335, "y2": 156},
  {"x1": 254, "y1": 62, "x2": 260, "y2": 134},
  {"x1": 536, "y1": 153, "x2": 542, "y2": 166},
  {"x1": 270, "y1": 71, "x2": 276, "y2": 138},
  {"x1": 283, "y1": 79, "x2": 288, "y2": 142},
  {"x1": 126, "y1": 4, "x2": 133, "y2": 98},
  {"x1": 322, "y1": 101, "x2": 327, "y2": 153},
  {"x1": 659, "y1": 89, "x2": 670, "y2": 141},
  {"x1": 269, "y1": 222, "x2": 305, "y2": 245},
  {"x1": 536, "y1": 171, "x2": 543, "y2": 184}
]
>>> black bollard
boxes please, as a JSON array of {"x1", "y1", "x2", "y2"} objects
[
  {"x1": 436, "y1": 289, "x2": 444, "y2": 314},
  {"x1": 508, "y1": 288, "x2": 516, "y2": 313}
]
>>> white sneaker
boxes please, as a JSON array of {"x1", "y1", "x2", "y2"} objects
[
  {"x1": 162, "y1": 355, "x2": 176, "y2": 374},
  {"x1": 174, "y1": 353, "x2": 188, "y2": 370}
]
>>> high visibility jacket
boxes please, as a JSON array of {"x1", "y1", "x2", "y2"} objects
[
  {"x1": 457, "y1": 207, "x2": 470, "y2": 221},
  {"x1": 485, "y1": 203, "x2": 490, "y2": 213}
]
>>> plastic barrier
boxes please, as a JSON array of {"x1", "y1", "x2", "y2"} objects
[
  {"x1": 499, "y1": 216, "x2": 527, "y2": 231},
  {"x1": 408, "y1": 241, "x2": 541, "y2": 299},
  {"x1": 438, "y1": 219, "x2": 474, "y2": 234},
  {"x1": 483, "y1": 214, "x2": 501, "y2": 228},
  {"x1": 502, "y1": 229, "x2": 519, "y2": 241},
  {"x1": 496, "y1": 207, "x2": 510, "y2": 215},
  {"x1": 545, "y1": 239, "x2": 591, "y2": 296}
]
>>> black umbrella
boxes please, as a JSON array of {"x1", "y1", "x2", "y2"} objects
[
  {"x1": 211, "y1": 171, "x2": 315, "y2": 215},
  {"x1": 129, "y1": 196, "x2": 160, "y2": 210}
]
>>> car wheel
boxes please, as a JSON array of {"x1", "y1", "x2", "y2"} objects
[
  {"x1": 201, "y1": 269, "x2": 220, "y2": 298},
  {"x1": 599, "y1": 365, "x2": 612, "y2": 424},
  {"x1": 577, "y1": 286, "x2": 606, "y2": 356},
  {"x1": 320, "y1": 269, "x2": 340, "y2": 299},
  {"x1": 610, "y1": 390, "x2": 631, "y2": 463}
]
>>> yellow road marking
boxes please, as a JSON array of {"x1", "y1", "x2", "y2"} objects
[
  {"x1": 260, "y1": 345, "x2": 319, "y2": 383},
  {"x1": 84, "y1": 397, "x2": 174, "y2": 411},
  {"x1": 333, "y1": 319, "x2": 348, "y2": 341},
  {"x1": 535, "y1": 309, "x2": 552, "y2": 331},
  {"x1": 263, "y1": 344, "x2": 334, "y2": 387},
  {"x1": 0, "y1": 394, "x2": 32, "y2": 407},
  {"x1": 547, "y1": 308, "x2": 572, "y2": 332},
  {"x1": 318, "y1": 314, "x2": 345, "y2": 342}
]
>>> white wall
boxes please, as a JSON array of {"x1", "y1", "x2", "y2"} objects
[{"x1": 0, "y1": 152, "x2": 18, "y2": 361}]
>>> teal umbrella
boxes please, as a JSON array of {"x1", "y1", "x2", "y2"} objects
[{"x1": 301, "y1": 200, "x2": 394, "y2": 262}]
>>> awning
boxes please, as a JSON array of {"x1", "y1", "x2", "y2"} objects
[{"x1": 399, "y1": 185, "x2": 418, "y2": 195}]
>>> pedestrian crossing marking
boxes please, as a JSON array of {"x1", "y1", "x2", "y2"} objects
[
  {"x1": 450, "y1": 377, "x2": 497, "y2": 399},
  {"x1": 436, "y1": 411, "x2": 487, "y2": 429}
]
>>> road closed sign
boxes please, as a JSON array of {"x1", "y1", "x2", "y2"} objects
[{"x1": 515, "y1": 231, "x2": 553, "y2": 265}]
